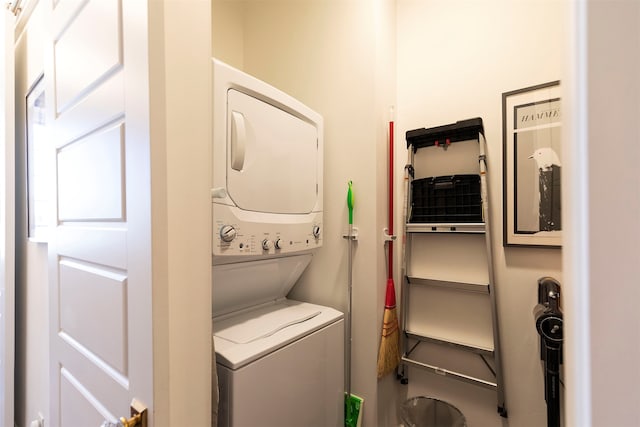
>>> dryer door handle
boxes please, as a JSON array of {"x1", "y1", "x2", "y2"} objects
[{"x1": 231, "y1": 111, "x2": 246, "y2": 171}]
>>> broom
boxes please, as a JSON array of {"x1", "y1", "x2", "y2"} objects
[{"x1": 377, "y1": 117, "x2": 401, "y2": 379}]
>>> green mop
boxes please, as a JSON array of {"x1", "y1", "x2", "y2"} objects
[{"x1": 345, "y1": 181, "x2": 363, "y2": 427}]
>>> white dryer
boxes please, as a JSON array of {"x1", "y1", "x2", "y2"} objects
[{"x1": 211, "y1": 59, "x2": 344, "y2": 427}]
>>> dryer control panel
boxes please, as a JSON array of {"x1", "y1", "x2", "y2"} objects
[{"x1": 212, "y1": 203, "x2": 322, "y2": 261}]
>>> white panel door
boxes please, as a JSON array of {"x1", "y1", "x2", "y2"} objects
[
  {"x1": 0, "y1": 7, "x2": 15, "y2": 427},
  {"x1": 47, "y1": 1, "x2": 153, "y2": 425}
]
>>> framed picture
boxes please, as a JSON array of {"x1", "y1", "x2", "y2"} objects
[{"x1": 503, "y1": 81, "x2": 561, "y2": 247}]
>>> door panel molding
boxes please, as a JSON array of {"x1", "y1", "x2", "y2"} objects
[
  {"x1": 54, "y1": 0, "x2": 121, "y2": 114},
  {"x1": 56, "y1": 226, "x2": 127, "y2": 269}
]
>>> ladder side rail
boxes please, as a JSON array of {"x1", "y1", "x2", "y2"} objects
[
  {"x1": 478, "y1": 132, "x2": 508, "y2": 416},
  {"x1": 398, "y1": 147, "x2": 415, "y2": 383}
]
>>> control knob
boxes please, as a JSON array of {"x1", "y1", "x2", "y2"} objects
[
  {"x1": 262, "y1": 239, "x2": 273, "y2": 250},
  {"x1": 312, "y1": 225, "x2": 321, "y2": 238},
  {"x1": 274, "y1": 238, "x2": 284, "y2": 249},
  {"x1": 219, "y1": 225, "x2": 237, "y2": 242}
]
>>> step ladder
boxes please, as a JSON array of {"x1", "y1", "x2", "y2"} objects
[{"x1": 398, "y1": 118, "x2": 507, "y2": 418}]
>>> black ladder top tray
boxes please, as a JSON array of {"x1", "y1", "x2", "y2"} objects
[{"x1": 406, "y1": 118, "x2": 484, "y2": 151}]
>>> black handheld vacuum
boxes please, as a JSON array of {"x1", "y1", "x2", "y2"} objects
[{"x1": 533, "y1": 277, "x2": 563, "y2": 427}]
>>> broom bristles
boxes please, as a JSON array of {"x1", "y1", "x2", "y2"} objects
[{"x1": 377, "y1": 305, "x2": 401, "y2": 378}]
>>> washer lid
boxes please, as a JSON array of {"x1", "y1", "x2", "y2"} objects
[{"x1": 214, "y1": 299, "x2": 343, "y2": 370}]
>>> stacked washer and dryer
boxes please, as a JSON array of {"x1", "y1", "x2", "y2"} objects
[{"x1": 211, "y1": 59, "x2": 344, "y2": 427}]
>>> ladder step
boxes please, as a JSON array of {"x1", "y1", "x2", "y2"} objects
[
  {"x1": 405, "y1": 222, "x2": 486, "y2": 234},
  {"x1": 401, "y1": 355, "x2": 498, "y2": 390},
  {"x1": 405, "y1": 331, "x2": 494, "y2": 355},
  {"x1": 407, "y1": 276, "x2": 489, "y2": 294}
]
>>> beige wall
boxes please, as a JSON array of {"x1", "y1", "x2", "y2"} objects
[
  {"x1": 397, "y1": 1, "x2": 565, "y2": 425},
  {"x1": 148, "y1": 1, "x2": 213, "y2": 425},
  {"x1": 212, "y1": 1, "x2": 395, "y2": 425},
  {"x1": 213, "y1": 1, "x2": 567, "y2": 426},
  {"x1": 19, "y1": 1, "x2": 613, "y2": 426},
  {"x1": 14, "y1": 2, "x2": 49, "y2": 426},
  {"x1": 563, "y1": 1, "x2": 640, "y2": 425}
]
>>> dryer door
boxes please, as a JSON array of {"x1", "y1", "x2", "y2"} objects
[{"x1": 226, "y1": 89, "x2": 319, "y2": 214}]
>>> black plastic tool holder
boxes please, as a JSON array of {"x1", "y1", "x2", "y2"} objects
[
  {"x1": 406, "y1": 118, "x2": 485, "y2": 224},
  {"x1": 406, "y1": 118, "x2": 484, "y2": 152},
  {"x1": 409, "y1": 175, "x2": 482, "y2": 223}
]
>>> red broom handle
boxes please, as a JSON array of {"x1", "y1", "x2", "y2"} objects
[{"x1": 388, "y1": 120, "x2": 394, "y2": 280}]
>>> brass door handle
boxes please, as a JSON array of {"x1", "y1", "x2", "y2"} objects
[
  {"x1": 122, "y1": 399, "x2": 147, "y2": 427},
  {"x1": 101, "y1": 399, "x2": 147, "y2": 427},
  {"x1": 119, "y1": 412, "x2": 143, "y2": 427}
]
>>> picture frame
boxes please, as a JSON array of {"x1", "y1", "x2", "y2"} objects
[{"x1": 502, "y1": 81, "x2": 561, "y2": 247}]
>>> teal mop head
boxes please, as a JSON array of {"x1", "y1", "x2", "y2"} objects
[{"x1": 345, "y1": 393, "x2": 363, "y2": 427}]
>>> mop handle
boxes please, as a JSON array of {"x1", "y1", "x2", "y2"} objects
[
  {"x1": 346, "y1": 181, "x2": 354, "y2": 398},
  {"x1": 346, "y1": 223, "x2": 353, "y2": 397}
]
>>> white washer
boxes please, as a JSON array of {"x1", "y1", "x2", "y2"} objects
[
  {"x1": 211, "y1": 59, "x2": 344, "y2": 427},
  {"x1": 213, "y1": 256, "x2": 344, "y2": 427},
  {"x1": 215, "y1": 299, "x2": 343, "y2": 427}
]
